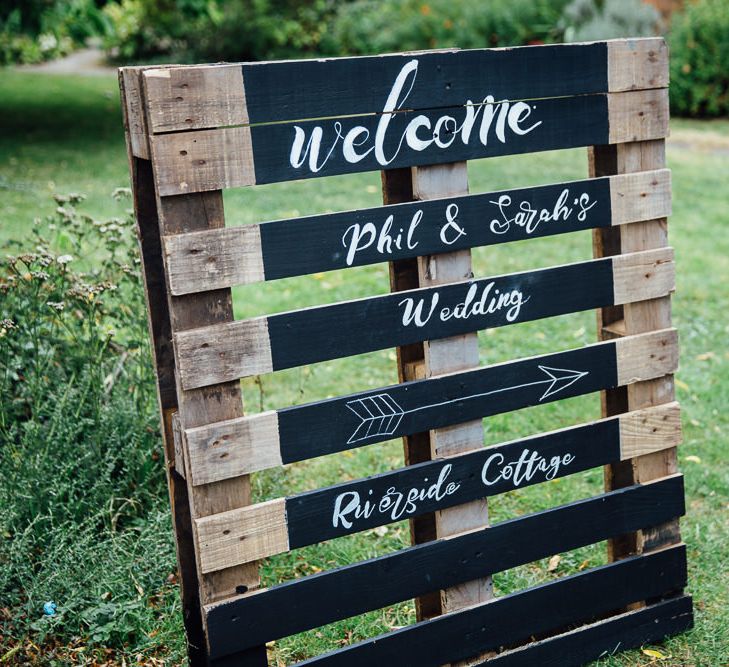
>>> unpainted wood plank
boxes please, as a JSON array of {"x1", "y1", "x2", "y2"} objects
[
  {"x1": 615, "y1": 327, "x2": 677, "y2": 386},
  {"x1": 119, "y1": 67, "x2": 150, "y2": 159},
  {"x1": 610, "y1": 169, "x2": 671, "y2": 225},
  {"x1": 197, "y1": 499, "x2": 289, "y2": 574},
  {"x1": 619, "y1": 401, "x2": 681, "y2": 459},
  {"x1": 608, "y1": 89, "x2": 669, "y2": 144},
  {"x1": 143, "y1": 65, "x2": 247, "y2": 133},
  {"x1": 186, "y1": 410, "x2": 281, "y2": 486},
  {"x1": 151, "y1": 126, "x2": 254, "y2": 196},
  {"x1": 612, "y1": 246, "x2": 674, "y2": 304},
  {"x1": 119, "y1": 71, "x2": 206, "y2": 665},
  {"x1": 607, "y1": 38, "x2": 669, "y2": 92},
  {"x1": 410, "y1": 163, "x2": 491, "y2": 620},
  {"x1": 174, "y1": 316, "x2": 272, "y2": 390},
  {"x1": 164, "y1": 224, "x2": 265, "y2": 296}
]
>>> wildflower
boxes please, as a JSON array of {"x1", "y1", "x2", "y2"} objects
[
  {"x1": 47, "y1": 301, "x2": 65, "y2": 312},
  {"x1": 57, "y1": 255, "x2": 74, "y2": 265},
  {"x1": 42, "y1": 601, "x2": 57, "y2": 616}
]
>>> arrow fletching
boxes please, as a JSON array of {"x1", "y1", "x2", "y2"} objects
[
  {"x1": 346, "y1": 394, "x2": 405, "y2": 444},
  {"x1": 537, "y1": 365, "x2": 589, "y2": 401}
]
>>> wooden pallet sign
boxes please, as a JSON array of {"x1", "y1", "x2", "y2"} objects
[{"x1": 119, "y1": 37, "x2": 691, "y2": 667}]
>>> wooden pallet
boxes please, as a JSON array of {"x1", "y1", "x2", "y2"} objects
[{"x1": 119, "y1": 38, "x2": 691, "y2": 666}]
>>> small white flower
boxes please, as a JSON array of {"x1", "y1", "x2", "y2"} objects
[{"x1": 57, "y1": 255, "x2": 74, "y2": 265}]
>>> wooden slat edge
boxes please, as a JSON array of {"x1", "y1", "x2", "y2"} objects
[
  {"x1": 143, "y1": 65, "x2": 247, "y2": 134},
  {"x1": 607, "y1": 38, "x2": 668, "y2": 92},
  {"x1": 615, "y1": 327, "x2": 678, "y2": 386},
  {"x1": 481, "y1": 595, "x2": 692, "y2": 666},
  {"x1": 151, "y1": 126, "x2": 255, "y2": 197},
  {"x1": 119, "y1": 67, "x2": 150, "y2": 159},
  {"x1": 619, "y1": 401, "x2": 681, "y2": 459},
  {"x1": 196, "y1": 498, "x2": 288, "y2": 574},
  {"x1": 608, "y1": 88, "x2": 669, "y2": 144},
  {"x1": 194, "y1": 404, "x2": 681, "y2": 569},
  {"x1": 610, "y1": 169, "x2": 671, "y2": 226},
  {"x1": 186, "y1": 410, "x2": 281, "y2": 485},
  {"x1": 174, "y1": 315, "x2": 272, "y2": 390},
  {"x1": 612, "y1": 246, "x2": 675, "y2": 305},
  {"x1": 162, "y1": 170, "x2": 670, "y2": 296},
  {"x1": 164, "y1": 224, "x2": 265, "y2": 296}
]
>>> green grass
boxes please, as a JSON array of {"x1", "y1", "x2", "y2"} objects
[{"x1": 1, "y1": 69, "x2": 727, "y2": 666}]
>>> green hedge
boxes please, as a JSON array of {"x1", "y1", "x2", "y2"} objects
[{"x1": 669, "y1": 0, "x2": 729, "y2": 118}]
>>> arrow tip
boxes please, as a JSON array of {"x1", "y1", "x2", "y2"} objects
[{"x1": 537, "y1": 365, "x2": 589, "y2": 401}]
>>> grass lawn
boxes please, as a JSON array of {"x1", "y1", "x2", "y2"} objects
[{"x1": 1, "y1": 69, "x2": 727, "y2": 665}]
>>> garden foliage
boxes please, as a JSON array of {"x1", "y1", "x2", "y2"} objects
[{"x1": 0, "y1": 192, "x2": 183, "y2": 661}]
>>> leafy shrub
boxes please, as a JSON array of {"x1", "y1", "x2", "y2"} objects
[
  {"x1": 0, "y1": 1, "x2": 111, "y2": 65},
  {"x1": 560, "y1": 0, "x2": 661, "y2": 42},
  {"x1": 327, "y1": 0, "x2": 570, "y2": 56},
  {"x1": 669, "y1": 0, "x2": 729, "y2": 118},
  {"x1": 0, "y1": 192, "x2": 183, "y2": 661}
]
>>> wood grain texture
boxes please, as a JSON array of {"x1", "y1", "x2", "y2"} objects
[
  {"x1": 173, "y1": 250, "x2": 672, "y2": 390},
  {"x1": 174, "y1": 316, "x2": 272, "y2": 389},
  {"x1": 141, "y1": 39, "x2": 667, "y2": 134},
  {"x1": 481, "y1": 596, "x2": 692, "y2": 666},
  {"x1": 610, "y1": 168, "x2": 671, "y2": 225},
  {"x1": 615, "y1": 327, "x2": 677, "y2": 385},
  {"x1": 607, "y1": 38, "x2": 669, "y2": 92},
  {"x1": 608, "y1": 89, "x2": 669, "y2": 144},
  {"x1": 185, "y1": 410, "x2": 281, "y2": 486},
  {"x1": 164, "y1": 223, "x2": 265, "y2": 296},
  {"x1": 119, "y1": 67, "x2": 150, "y2": 159},
  {"x1": 193, "y1": 404, "x2": 680, "y2": 570},
  {"x1": 196, "y1": 498, "x2": 288, "y2": 574},
  {"x1": 612, "y1": 246, "x2": 674, "y2": 304},
  {"x1": 120, "y1": 71, "x2": 208, "y2": 666},
  {"x1": 161, "y1": 170, "x2": 671, "y2": 295},
  {"x1": 143, "y1": 65, "x2": 247, "y2": 133},
  {"x1": 204, "y1": 479, "x2": 685, "y2": 657},
  {"x1": 619, "y1": 401, "x2": 681, "y2": 458}
]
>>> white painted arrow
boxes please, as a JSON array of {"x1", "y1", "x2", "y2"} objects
[{"x1": 345, "y1": 365, "x2": 588, "y2": 444}]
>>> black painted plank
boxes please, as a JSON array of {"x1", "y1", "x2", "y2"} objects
[
  {"x1": 292, "y1": 545, "x2": 687, "y2": 667},
  {"x1": 205, "y1": 477, "x2": 685, "y2": 657},
  {"x1": 268, "y1": 256, "x2": 615, "y2": 372},
  {"x1": 242, "y1": 44, "x2": 608, "y2": 124},
  {"x1": 481, "y1": 595, "x2": 693, "y2": 666},
  {"x1": 278, "y1": 340, "x2": 618, "y2": 464},
  {"x1": 261, "y1": 177, "x2": 612, "y2": 281},
  {"x1": 250, "y1": 94, "x2": 609, "y2": 184},
  {"x1": 287, "y1": 418, "x2": 620, "y2": 547}
]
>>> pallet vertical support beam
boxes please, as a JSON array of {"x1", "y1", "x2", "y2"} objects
[
  {"x1": 119, "y1": 67, "x2": 207, "y2": 667},
  {"x1": 590, "y1": 127, "x2": 681, "y2": 569},
  {"x1": 385, "y1": 163, "x2": 492, "y2": 639}
]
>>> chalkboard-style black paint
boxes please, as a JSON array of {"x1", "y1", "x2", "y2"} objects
[
  {"x1": 291, "y1": 546, "x2": 687, "y2": 667},
  {"x1": 277, "y1": 338, "x2": 618, "y2": 464},
  {"x1": 286, "y1": 418, "x2": 620, "y2": 547},
  {"x1": 481, "y1": 596, "x2": 693, "y2": 667},
  {"x1": 205, "y1": 477, "x2": 685, "y2": 657},
  {"x1": 250, "y1": 94, "x2": 610, "y2": 184},
  {"x1": 242, "y1": 44, "x2": 608, "y2": 124},
  {"x1": 268, "y1": 256, "x2": 614, "y2": 372},
  {"x1": 260, "y1": 177, "x2": 612, "y2": 281}
]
